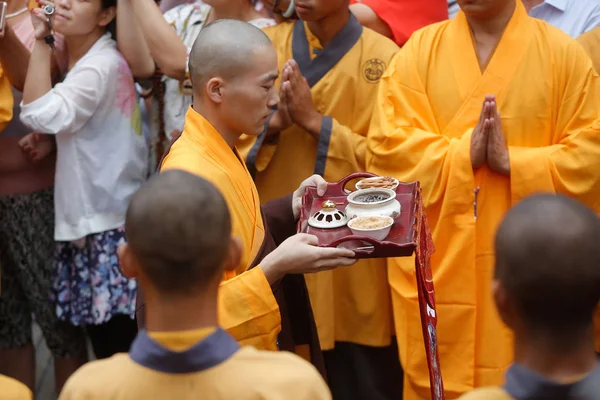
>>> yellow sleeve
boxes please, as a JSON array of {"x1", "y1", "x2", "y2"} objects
[
  {"x1": 218, "y1": 267, "x2": 281, "y2": 351},
  {"x1": 366, "y1": 45, "x2": 475, "y2": 212},
  {"x1": 0, "y1": 68, "x2": 13, "y2": 132},
  {"x1": 0, "y1": 374, "x2": 32, "y2": 400},
  {"x1": 578, "y1": 28, "x2": 600, "y2": 73},
  {"x1": 323, "y1": 117, "x2": 367, "y2": 173},
  {"x1": 508, "y1": 44, "x2": 600, "y2": 209}
]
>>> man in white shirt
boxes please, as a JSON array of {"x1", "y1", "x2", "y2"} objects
[{"x1": 523, "y1": 0, "x2": 600, "y2": 38}]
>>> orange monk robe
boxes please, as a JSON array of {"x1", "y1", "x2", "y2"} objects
[
  {"x1": 238, "y1": 16, "x2": 398, "y2": 351},
  {"x1": 161, "y1": 109, "x2": 280, "y2": 351},
  {"x1": 577, "y1": 27, "x2": 600, "y2": 354},
  {"x1": 349, "y1": 0, "x2": 448, "y2": 46},
  {"x1": 0, "y1": 66, "x2": 13, "y2": 132},
  {"x1": 367, "y1": 3, "x2": 600, "y2": 399}
]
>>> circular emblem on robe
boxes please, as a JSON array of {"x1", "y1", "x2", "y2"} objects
[{"x1": 363, "y1": 58, "x2": 386, "y2": 83}]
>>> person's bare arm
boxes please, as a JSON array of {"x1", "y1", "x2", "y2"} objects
[
  {"x1": 117, "y1": 0, "x2": 155, "y2": 78},
  {"x1": 0, "y1": 24, "x2": 31, "y2": 91},
  {"x1": 350, "y1": 3, "x2": 392, "y2": 39},
  {"x1": 0, "y1": 23, "x2": 63, "y2": 91},
  {"x1": 131, "y1": 0, "x2": 187, "y2": 80}
]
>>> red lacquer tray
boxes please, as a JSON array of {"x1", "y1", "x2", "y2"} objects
[{"x1": 297, "y1": 172, "x2": 421, "y2": 259}]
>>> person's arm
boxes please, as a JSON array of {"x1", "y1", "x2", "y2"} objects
[
  {"x1": 117, "y1": 0, "x2": 155, "y2": 78},
  {"x1": 0, "y1": 24, "x2": 31, "y2": 91},
  {"x1": 130, "y1": 0, "x2": 188, "y2": 80},
  {"x1": 350, "y1": 3, "x2": 392, "y2": 39},
  {"x1": 21, "y1": 49, "x2": 108, "y2": 134},
  {"x1": 507, "y1": 43, "x2": 600, "y2": 208}
]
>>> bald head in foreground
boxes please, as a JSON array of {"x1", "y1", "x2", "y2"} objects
[
  {"x1": 189, "y1": 19, "x2": 279, "y2": 138},
  {"x1": 460, "y1": 194, "x2": 600, "y2": 399},
  {"x1": 58, "y1": 170, "x2": 332, "y2": 400}
]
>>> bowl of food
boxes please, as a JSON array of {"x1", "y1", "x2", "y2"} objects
[
  {"x1": 356, "y1": 176, "x2": 399, "y2": 191},
  {"x1": 345, "y1": 188, "x2": 401, "y2": 220},
  {"x1": 347, "y1": 216, "x2": 394, "y2": 241}
]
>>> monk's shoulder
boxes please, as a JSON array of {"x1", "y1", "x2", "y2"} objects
[
  {"x1": 531, "y1": 19, "x2": 593, "y2": 66},
  {"x1": 458, "y1": 387, "x2": 513, "y2": 400},
  {"x1": 360, "y1": 27, "x2": 400, "y2": 62},
  {"x1": 59, "y1": 355, "x2": 135, "y2": 399},
  {"x1": 263, "y1": 21, "x2": 294, "y2": 46},
  {"x1": 0, "y1": 374, "x2": 32, "y2": 400},
  {"x1": 227, "y1": 347, "x2": 330, "y2": 399}
]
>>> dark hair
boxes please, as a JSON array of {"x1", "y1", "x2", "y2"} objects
[
  {"x1": 101, "y1": 0, "x2": 117, "y2": 38},
  {"x1": 125, "y1": 170, "x2": 232, "y2": 295},
  {"x1": 495, "y1": 194, "x2": 600, "y2": 340}
]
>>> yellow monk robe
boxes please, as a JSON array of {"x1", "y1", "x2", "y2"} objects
[
  {"x1": 161, "y1": 108, "x2": 280, "y2": 351},
  {"x1": 0, "y1": 374, "x2": 32, "y2": 400},
  {"x1": 238, "y1": 15, "x2": 398, "y2": 350},
  {"x1": 577, "y1": 27, "x2": 600, "y2": 355},
  {"x1": 579, "y1": 27, "x2": 600, "y2": 73},
  {"x1": 367, "y1": 3, "x2": 600, "y2": 399},
  {"x1": 59, "y1": 328, "x2": 331, "y2": 400},
  {"x1": 0, "y1": 66, "x2": 13, "y2": 132}
]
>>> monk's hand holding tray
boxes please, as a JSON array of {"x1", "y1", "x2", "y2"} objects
[{"x1": 297, "y1": 172, "x2": 422, "y2": 260}]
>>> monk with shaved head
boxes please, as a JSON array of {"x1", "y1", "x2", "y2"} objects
[
  {"x1": 134, "y1": 19, "x2": 356, "y2": 377},
  {"x1": 59, "y1": 170, "x2": 331, "y2": 400},
  {"x1": 460, "y1": 194, "x2": 600, "y2": 399}
]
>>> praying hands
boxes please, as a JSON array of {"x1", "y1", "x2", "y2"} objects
[
  {"x1": 470, "y1": 94, "x2": 510, "y2": 175},
  {"x1": 280, "y1": 59, "x2": 323, "y2": 140}
]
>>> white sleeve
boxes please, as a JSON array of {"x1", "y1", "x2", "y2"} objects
[{"x1": 20, "y1": 61, "x2": 110, "y2": 134}]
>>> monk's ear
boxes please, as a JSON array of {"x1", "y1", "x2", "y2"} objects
[
  {"x1": 118, "y1": 243, "x2": 138, "y2": 279},
  {"x1": 206, "y1": 77, "x2": 225, "y2": 104},
  {"x1": 223, "y1": 236, "x2": 242, "y2": 272},
  {"x1": 493, "y1": 279, "x2": 515, "y2": 330}
]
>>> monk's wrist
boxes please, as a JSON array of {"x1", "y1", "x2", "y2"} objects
[{"x1": 303, "y1": 112, "x2": 323, "y2": 140}]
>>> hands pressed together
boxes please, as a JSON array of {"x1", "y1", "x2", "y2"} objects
[
  {"x1": 268, "y1": 59, "x2": 323, "y2": 139},
  {"x1": 470, "y1": 95, "x2": 510, "y2": 176}
]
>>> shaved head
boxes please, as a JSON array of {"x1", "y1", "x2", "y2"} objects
[
  {"x1": 189, "y1": 19, "x2": 274, "y2": 88},
  {"x1": 188, "y1": 19, "x2": 280, "y2": 136},
  {"x1": 125, "y1": 170, "x2": 231, "y2": 295},
  {"x1": 495, "y1": 194, "x2": 600, "y2": 336}
]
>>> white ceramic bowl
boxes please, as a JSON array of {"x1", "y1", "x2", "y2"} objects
[
  {"x1": 355, "y1": 177, "x2": 399, "y2": 191},
  {"x1": 345, "y1": 188, "x2": 401, "y2": 220},
  {"x1": 347, "y1": 216, "x2": 394, "y2": 241}
]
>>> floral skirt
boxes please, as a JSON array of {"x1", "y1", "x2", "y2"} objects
[{"x1": 52, "y1": 227, "x2": 137, "y2": 326}]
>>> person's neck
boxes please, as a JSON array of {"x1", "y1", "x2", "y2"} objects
[
  {"x1": 208, "y1": 2, "x2": 262, "y2": 23},
  {"x1": 522, "y1": 0, "x2": 544, "y2": 12},
  {"x1": 192, "y1": 103, "x2": 241, "y2": 149},
  {"x1": 466, "y1": 0, "x2": 516, "y2": 37},
  {"x1": 65, "y1": 29, "x2": 105, "y2": 70},
  {"x1": 514, "y1": 329, "x2": 598, "y2": 383},
  {"x1": 6, "y1": 0, "x2": 29, "y2": 25},
  {"x1": 144, "y1": 291, "x2": 219, "y2": 332},
  {"x1": 306, "y1": 9, "x2": 351, "y2": 48}
]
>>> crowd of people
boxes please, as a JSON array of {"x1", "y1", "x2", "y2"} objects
[{"x1": 0, "y1": 0, "x2": 599, "y2": 399}]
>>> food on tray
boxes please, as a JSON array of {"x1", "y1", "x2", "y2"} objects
[
  {"x1": 356, "y1": 176, "x2": 398, "y2": 190},
  {"x1": 353, "y1": 191, "x2": 393, "y2": 204},
  {"x1": 348, "y1": 216, "x2": 392, "y2": 230}
]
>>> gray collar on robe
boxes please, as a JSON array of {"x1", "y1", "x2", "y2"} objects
[
  {"x1": 504, "y1": 362, "x2": 600, "y2": 400},
  {"x1": 129, "y1": 328, "x2": 240, "y2": 374},
  {"x1": 246, "y1": 14, "x2": 363, "y2": 177}
]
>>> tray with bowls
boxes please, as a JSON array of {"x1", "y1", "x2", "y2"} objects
[{"x1": 297, "y1": 172, "x2": 421, "y2": 259}]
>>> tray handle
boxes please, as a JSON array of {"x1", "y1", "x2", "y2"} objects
[
  {"x1": 327, "y1": 235, "x2": 385, "y2": 256},
  {"x1": 328, "y1": 172, "x2": 378, "y2": 196}
]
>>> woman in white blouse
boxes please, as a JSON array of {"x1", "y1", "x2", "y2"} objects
[{"x1": 20, "y1": 0, "x2": 148, "y2": 360}]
